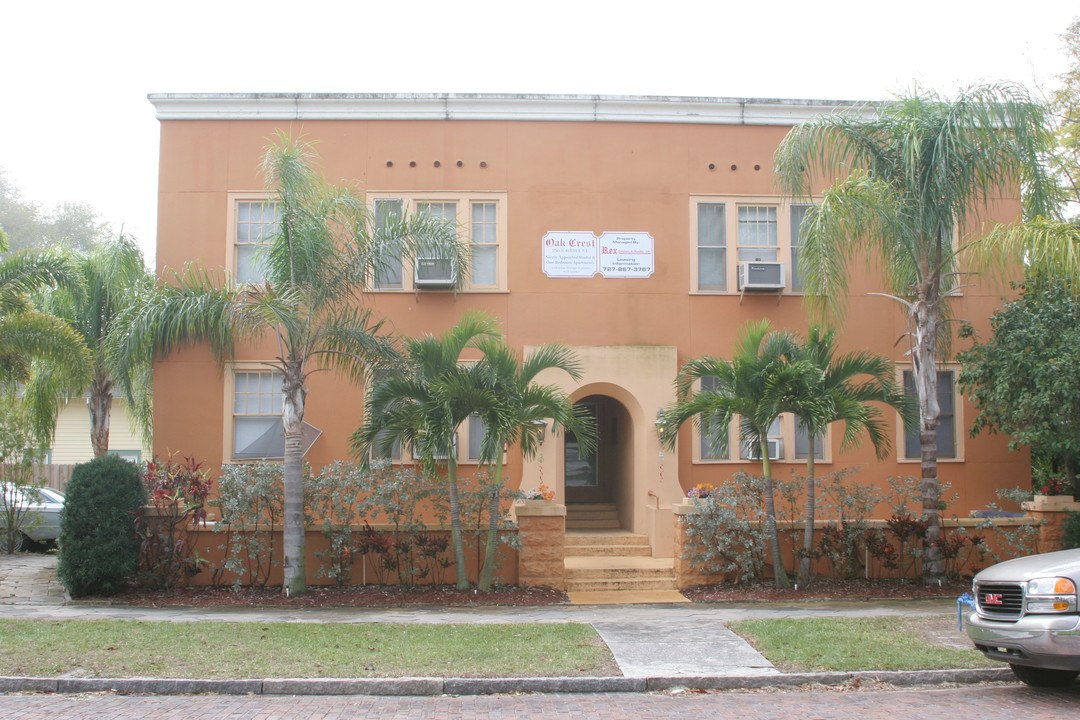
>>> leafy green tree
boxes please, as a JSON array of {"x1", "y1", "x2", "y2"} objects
[
  {"x1": 775, "y1": 84, "x2": 1056, "y2": 577},
  {"x1": 27, "y1": 234, "x2": 153, "y2": 457},
  {"x1": 1050, "y1": 18, "x2": 1080, "y2": 209},
  {"x1": 659, "y1": 320, "x2": 816, "y2": 588},
  {"x1": 787, "y1": 327, "x2": 912, "y2": 582},
  {"x1": 0, "y1": 170, "x2": 112, "y2": 252},
  {"x1": 0, "y1": 398, "x2": 47, "y2": 553},
  {"x1": 470, "y1": 338, "x2": 596, "y2": 591},
  {"x1": 114, "y1": 134, "x2": 466, "y2": 594},
  {"x1": 352, "y1": 312, "x2": 502, "y2": 590},
  {"x1": 957, "y1": 277, "x2": 1080, "y2": 498}
]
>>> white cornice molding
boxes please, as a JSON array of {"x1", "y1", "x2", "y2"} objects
[{"x1": 147, "y1": 93, "x2": 876, "y2": 125}]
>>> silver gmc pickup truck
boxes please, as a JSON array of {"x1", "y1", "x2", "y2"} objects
[{"x1": 966, "y1": 548, "x2": 1080, "y2": 687}]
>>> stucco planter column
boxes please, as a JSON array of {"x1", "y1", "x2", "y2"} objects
[
  {"x1": 1022, "y1": 495, "x2": 1080, "y2": 550},
  {"x1": 672, "y1": 499, "x2": 725, "y2": 590},
  {"x1": 514, "y1": 501, "x2": 566, "y2": 590}
]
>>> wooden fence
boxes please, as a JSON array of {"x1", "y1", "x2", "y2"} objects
[{"x1": 30, "y1": 464, "x2": 74, "y2": 492}]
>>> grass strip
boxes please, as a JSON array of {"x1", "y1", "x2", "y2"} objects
[
  {"x1": 728, "y1": 615, "x2": 999, "y2": 672},
  {"x1": 0, "y1": 619, "x2": 618, "y2": 679}
]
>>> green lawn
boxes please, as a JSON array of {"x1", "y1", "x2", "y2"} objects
[
  {"x1": 728, "y1": 615, "x2": 999, "y2": 672},
  {"x1": 0, "y1": 619, "x2": 618, "y2": 678}
]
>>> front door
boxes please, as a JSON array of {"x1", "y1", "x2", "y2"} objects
[{"x1": 565, "y1": 396, "x2": 618, "y2": 504}]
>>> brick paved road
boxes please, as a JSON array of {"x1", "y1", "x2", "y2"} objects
[{"x1": 0, "y1": 684, "x2": 1076, "y2": 719}]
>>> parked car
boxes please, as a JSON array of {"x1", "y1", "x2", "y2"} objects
[
  {"x1": 0, "y1": 483, "x2": 65, "y2": 552},
  {"x1": 966, "y1": 548, "x2": 1080, "y2": 687}
]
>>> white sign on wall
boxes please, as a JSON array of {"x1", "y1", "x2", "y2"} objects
[{"x1": 542, "y1": 231, "x2": 654, "y2": 278}]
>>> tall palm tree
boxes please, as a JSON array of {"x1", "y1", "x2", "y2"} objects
[
  {"x1": 659, "y1": 320, "x2": 816, "y2": 588},
  {"x1": 115, "y1": 134, "x2": 467, "y2": 594},
  {"x1": 0, "y1": 245, "x2": 90, "y2": 443},
  {"x1": 29, "y1": 234, "x2": 153, "y2": 458},
  {"x1": 788, "y1": 327, "x2": 912, "y2": 582},
  {"x1": 775, "y1": 84, "x2": 1057, "y2": 577},
  {"x1": 351, "y1": 312, "x2": 502, "y2": 590},
  {"x1": 470, "y1": 338, "x2": 596, "y2": 591}
]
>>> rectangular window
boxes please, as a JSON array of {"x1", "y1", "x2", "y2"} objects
[
  {"x1": 233, "y1": 371, "x2": 284, "y2": 459},
  {"x1": 790, "y1": 204, "x2": 810, "y2": 293},
  {"x1": 467, "y1": 413, "x2": 488, "y2": 461},
  {"x1": 698, "y1": 376, "x2": 728, "y2": 460},
  {"x1": 902, "y1": 370, "x2": 956, "y2": 459},
  {"x1": 736, "y1": 206, "x2": 778, "y2": 262},
  {"x1": 740, "y1": 417, "x2": 783, "y2": 460},
  {"x1": 697, "y1": 204, "x2": 727, "y2": 292},
  {"x1": 794, "y1": 417, "x2": 825, "y2": 460},
  {"x1": 235, "y1": 201, "x2": 279, "y2": 284},
  {"x1": 368, "y1": 193, "x2": 507, "y2": 291},
  {"x1": 108, "y1": 450, "x2": 142, "y2": 463},
  {"x1": 373, "y1": 199, "x2": 404, "y2": 289},
  {"x1": 470, "y1": 202, "x2": 498, "y2": 287}
]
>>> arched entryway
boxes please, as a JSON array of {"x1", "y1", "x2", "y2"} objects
[{"x1": 565, "y1": 394, "x2": 633, "y2": 528}]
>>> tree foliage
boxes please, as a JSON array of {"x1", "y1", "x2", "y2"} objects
[
  {"x1": 957, "y1": 277, "x2": 1080, "y2": 497},
  {"x1": 0, "y1": 170, "x2": 112, "y2": 252}
]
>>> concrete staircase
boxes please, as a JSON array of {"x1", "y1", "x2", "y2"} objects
[
  {"x1": 565, "y1": 503, "x2": 620, "y2": 530},
  {"x1": 563, "y1": 522, "x2": 678, "y2": 597}
]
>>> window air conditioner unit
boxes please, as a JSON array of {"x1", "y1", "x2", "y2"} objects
[
  {"x1": 414, "y1": 258, "x2": 456, "y2": 287},
  {"x1": 742, "y1": 438, "x2": 784, "y2": 461},
  {"x1": 738, "y1": 262, "x2": 785, "y2": 291}
]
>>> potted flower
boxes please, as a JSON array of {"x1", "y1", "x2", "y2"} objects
[
  {"x1": 1035, "y1": 478, "x2": 1068, "y2": 497},
  {"x1": 687, "y1": 483, "x2": 714, "y2": 500},
  {"x1": 520, "y1": 483, "x2": 555, "y2": 505}
]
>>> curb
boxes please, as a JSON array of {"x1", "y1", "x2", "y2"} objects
[{"x1": 0, "y1": 668, "x2": 1015, "y2": 696}]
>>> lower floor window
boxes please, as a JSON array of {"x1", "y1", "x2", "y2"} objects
[
  {"x1": 233, "y1": 371, "x2": 284, "y2": 459},
  {"x1": 902, "y1": 370, "x2": 956, "y2": 459}
]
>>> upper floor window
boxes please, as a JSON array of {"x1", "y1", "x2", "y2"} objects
[
  {"x1": 691, "y1": 196, "x2": 811, "y2": 294},
  {"x1": 368, "y1": 192, "x2": 507, "y2": 292},
  {"x1": 901, "y1": 369, "x2": 957, "y2": 460},
  {"x1": 233, "y1": 200, "x2": 279, "y2": 284}
]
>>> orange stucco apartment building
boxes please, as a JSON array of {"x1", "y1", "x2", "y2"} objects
[{"x1": 148, "y1": 93, "x2": 1029, "y2": 560}]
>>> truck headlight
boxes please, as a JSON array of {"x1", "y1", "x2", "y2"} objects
[{"x1": 1026, "y1": 577, "x2": 1078, "y2": 613}]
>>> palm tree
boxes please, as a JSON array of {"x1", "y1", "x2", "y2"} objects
[
  {"x1": 28, "y1": 234, "x2": 153, "y2": 458},
  {"x1": 788, "y1": 327, "x2": 912, "y2": 582},
  {"x1": 0, "y1": 245, "x2": 90, "y2": 442},
  {"x1": 351, "y1": 312, "x2": 502, "y2": 590},
  {"x1": 470, "y1": 338, "x2": 596, "y2": 591},
  {"x1": 114, "y1": 134, "x2": 466, "y2": 594},
  {"x1": 659, "y1": 320, "x2": 815, "y2": 588},
  {"x1": 775, "y1": 84, "x2": 1057, "y2": 577}
]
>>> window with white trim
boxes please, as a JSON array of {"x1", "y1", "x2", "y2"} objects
[
  {"x1": 367, "y1": 193, "x2": 507, "y2": 291},
  {"x1": 698, "y1": 376, "x2": 729, "y2": 460},
  {"x1": 739, "y1": 417, "x2": 784, "y2": 460},
  {"x1": 232, "y1": 371, "x2": 284, "y2": 460},
  {"x1": 691, "y1": 196, "x2": 811, "y2": 293},
  {"x1": 233, "y1": 200, "x2": 279, "y2": 284},
  {"x1": 902, "y1": 370, "x2": 957, "y2": 460},
  {"x1": 693, "y1": 412, "x2": 829, "y2": 463}
]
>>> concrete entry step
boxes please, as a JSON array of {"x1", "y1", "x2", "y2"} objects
[
  {"x1": 565, "y1": 530, "x2": 649, "y2": 545},
  {"x1": 565, "y1": 503, "x2": 619, "y2": 530},
  {"x1": 566, "y1": 589, "x2": 690, "y2": 605},
  {"x1": 566, "y1": 578, "x2": 678, "y2": 592}
]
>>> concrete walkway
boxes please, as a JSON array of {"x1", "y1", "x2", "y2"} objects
[{"x1": 0, "y1": 552, "x2": 990, "y2": 692}]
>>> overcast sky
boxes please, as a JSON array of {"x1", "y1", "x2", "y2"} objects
[{"x1": 1, "y1": 0, "x2": 1076, "y2": 264}]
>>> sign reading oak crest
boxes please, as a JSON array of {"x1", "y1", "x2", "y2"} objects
[{"x1": 542, "y1": 231, "x2": 654, "y2": 278}]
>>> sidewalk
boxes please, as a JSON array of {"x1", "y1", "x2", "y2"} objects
[{"x1": 0, "y1": 553, "x2": 1008, "y2": 694}]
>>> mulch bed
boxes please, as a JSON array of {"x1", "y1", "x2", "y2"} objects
[{"x1": 102, "y1": 578, "x2": 972, "y2": 608}]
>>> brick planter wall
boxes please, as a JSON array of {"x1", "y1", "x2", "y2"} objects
[{"x1": 515, "y1": 501, "x2": 566, "y2": 590}]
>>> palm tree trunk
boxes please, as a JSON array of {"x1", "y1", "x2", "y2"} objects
[
  {"x1": 281, "y1": 373, "x2": 307, "y2": 595},
  {"x1": 913, "y1": 297, "x2": 943, "y2": 580},
  {"x1": 799, "y1": 439, "x2": 816, "y2": 582},
  {"x1": 761, "y1": 435, "x2": 789, "y2": 588},
  {"x1": 477, "y1": 460, "x2": 504, "y2": 591},
  {"x1": 87, "y1": 381, "x2": 113, "y2": 459},
  {"x1": 446, "y1": 459, "x2": 470, "y2": 589}
]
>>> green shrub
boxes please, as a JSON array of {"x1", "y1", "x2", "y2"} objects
[
  {"x1": 1063, "y1": 512, "x2": 1080, "y2": 550},
  {"x1": 57, "y1": 456, "x2": 147, "y2": 597}
]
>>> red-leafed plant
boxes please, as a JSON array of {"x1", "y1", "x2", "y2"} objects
[{"x1": 135, "y1": 453, "x2": 212, "y2": 590}]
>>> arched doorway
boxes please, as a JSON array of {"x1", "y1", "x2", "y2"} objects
[{"x1": 565, "y1": 394, "x2": 632, "y2": 515}]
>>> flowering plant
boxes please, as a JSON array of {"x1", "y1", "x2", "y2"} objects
[
  {"x1": 522, "y1": 483, "x2": 555, "y2": 501},
  {"x1": 687, "y1": 483, "x2": 714, "y2": 499},
  {"x1": 1037, "y1": 477, "x2": 1068, "y2": 496}
]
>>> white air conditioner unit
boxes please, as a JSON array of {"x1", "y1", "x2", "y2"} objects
[
  {"x1": 742, "y1": 438, "x2": 784, "y2": 461},
  {"x1": 738, "y1": 262, "x2": 785, "y2": 291},
  {"x1": 414, "y1": 258, "x2": 456, "y2": 287}
]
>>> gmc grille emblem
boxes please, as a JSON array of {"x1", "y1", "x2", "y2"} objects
[{"x1": 984, "y1": 593, "x2": 1004, "y2": 604}]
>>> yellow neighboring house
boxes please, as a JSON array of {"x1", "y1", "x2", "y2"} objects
[{"x1": 47, "y1": 397, "x2": 149, "y2": 464}]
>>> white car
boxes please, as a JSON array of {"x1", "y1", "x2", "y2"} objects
[
  {"x1": 966, "y1": 548, "x2": 1080, "y2": 687},
  {"x1": 0, "y1": 483, "x2": 65, "y2": 552}
]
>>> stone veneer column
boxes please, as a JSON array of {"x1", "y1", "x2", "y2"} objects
[
  {"x1": 1022, "y1": 495, "x2": 1080, "y2": 551},
  {"x1": 672, "y1": 500, "x2": 724, "y2": 590},
  {"x1": 515, "y1": 501, "x2": 566, "y2": 590}
]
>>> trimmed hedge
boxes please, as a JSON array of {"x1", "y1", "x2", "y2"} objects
[
  {"x1": 1063, "y1": 511, "x2": 1080, "y2": 551},
  {"x1": 57, "y1": 456, "x2": 147, "y2": 597}
]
